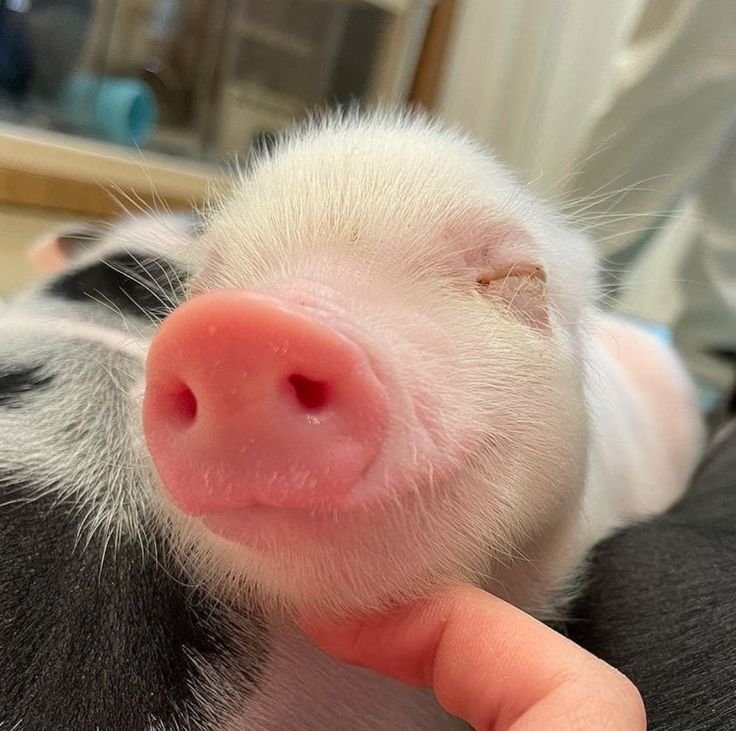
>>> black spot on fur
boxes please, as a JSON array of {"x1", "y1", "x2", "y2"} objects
[
  {"x1": 46, "y1": 253, "x2": 186, "y2": 321},
  {"x1": 568, "y1": 422, "x2": 736, "y2": 730},
  {"x1": 0, "y1": 366, "x2": 52, "y2": 408},
  {"x1": 0, "y1": 481, "x2": 268, "y2": 729}
]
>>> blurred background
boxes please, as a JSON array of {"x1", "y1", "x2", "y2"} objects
[{"x1": 0, "y1": 0, "x2": 735, "y2": 411}]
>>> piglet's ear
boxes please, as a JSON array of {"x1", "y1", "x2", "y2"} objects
[
  {"x1": 476, "y1": 263, "x2": 549, "y2": 330},
  {"x1": 28, "y1": 223, "x2": 103, "y2": 274}
]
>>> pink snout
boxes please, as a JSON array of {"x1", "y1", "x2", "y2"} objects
[{"x1": 143, "y1": 290, "x2": 388, "y2": 515}]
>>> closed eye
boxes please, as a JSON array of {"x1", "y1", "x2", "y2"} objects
[{"x1": 475, "y1": 264, "x2": 546, "y2": 291}]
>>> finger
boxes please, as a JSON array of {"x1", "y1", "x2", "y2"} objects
[{"x1": 302, "y1": 584, "x2": 645, "y2": 731}]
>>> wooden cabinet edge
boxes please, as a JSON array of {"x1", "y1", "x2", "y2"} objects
[
  {"x1": 0, "y1": 123, "x2": 226, "y2": 219},
  {"x1": 0, "y1": 168, "x2": 205, "y2": 220},
  {"x1": 409, "y1": 0, "x2": 458, "y2": 111}
]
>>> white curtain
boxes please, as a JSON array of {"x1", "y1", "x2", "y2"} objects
[
  {"x1": 435, "y1": 0, "x2": 647, "y2": 189},
  {"x1": 435, "y1": 0, "x2": 736, "y2": 405}
]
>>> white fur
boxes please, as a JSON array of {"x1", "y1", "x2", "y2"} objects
[{"x1": 160, "y1": 110, "x2": 702, "y2": 627}]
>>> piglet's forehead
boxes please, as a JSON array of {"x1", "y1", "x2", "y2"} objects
[
  {"x1": 199, "y1": 114, "x2": 595, "y2": 322},
  {"x1": 243, "y1": 121, "x2": 521, "y2": 218},
  {"x1": 204, "y1": 123, "x2": 539, "y2": 272}
]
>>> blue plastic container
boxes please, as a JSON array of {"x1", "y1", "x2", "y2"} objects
[{"x1": 56, "y1": 73, "x2": 158, "y2": 147}]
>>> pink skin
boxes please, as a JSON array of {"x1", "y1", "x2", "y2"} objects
[
  {"x1": 143, "y1": 290, "x2": 390, "y2": 525},
  {"x1": 141, "y1": 269, "x2": 566, "y2": 611},
  {"x1": 138, "y1": 117, "x2": 701, "y2": 623},
  {"x1": 142, "y1": 272, "x2": 508, "y2": 576},
  {"x1": 28, "y1": 236, "x2": 69, "y2": 274},
  {"x1": 141, "y1": 225, "x2": 581, "y2": 613}
]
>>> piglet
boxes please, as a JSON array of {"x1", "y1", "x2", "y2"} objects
[
  {"x1": 143, "y1": 111, "x2": 703, "y2": 617},
  {"x1": 0, "y1": 111, "x2": 703, "y2": 730}
]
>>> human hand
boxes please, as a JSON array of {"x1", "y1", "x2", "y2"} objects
[{"x1": 302, "y1": 584, "x2": 645, "y2": 730}]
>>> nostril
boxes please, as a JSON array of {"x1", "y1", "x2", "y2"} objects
[
  {"x1": 169, "y1": 383, "x2": 198, "y2": 426},
  {"x1": 288, "y1": 374, "x2": 329, "y2": 411}
]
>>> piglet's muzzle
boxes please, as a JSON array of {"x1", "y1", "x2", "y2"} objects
[{"x1": 143, "y1": 290, "x2": 388, "y2": 515}]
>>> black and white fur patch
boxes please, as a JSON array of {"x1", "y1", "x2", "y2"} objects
[
  {"x1": 0, "y1": 482, "x2": 267, "y2": 730},
  {"x1": 0, "y1": 366, "x2": 52, "y2": 408},
  {"x1": 46, "y1": 252, "x2": 187, "y2": 323}
]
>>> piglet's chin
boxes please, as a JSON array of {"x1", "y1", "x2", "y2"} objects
[{"x1": 200, "y1": 505, "x2": 353, "y2": 550}]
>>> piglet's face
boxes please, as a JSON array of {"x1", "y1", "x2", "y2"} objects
[{"x1": 143, "y1": 114, "x2": 593, "y2": 615}]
